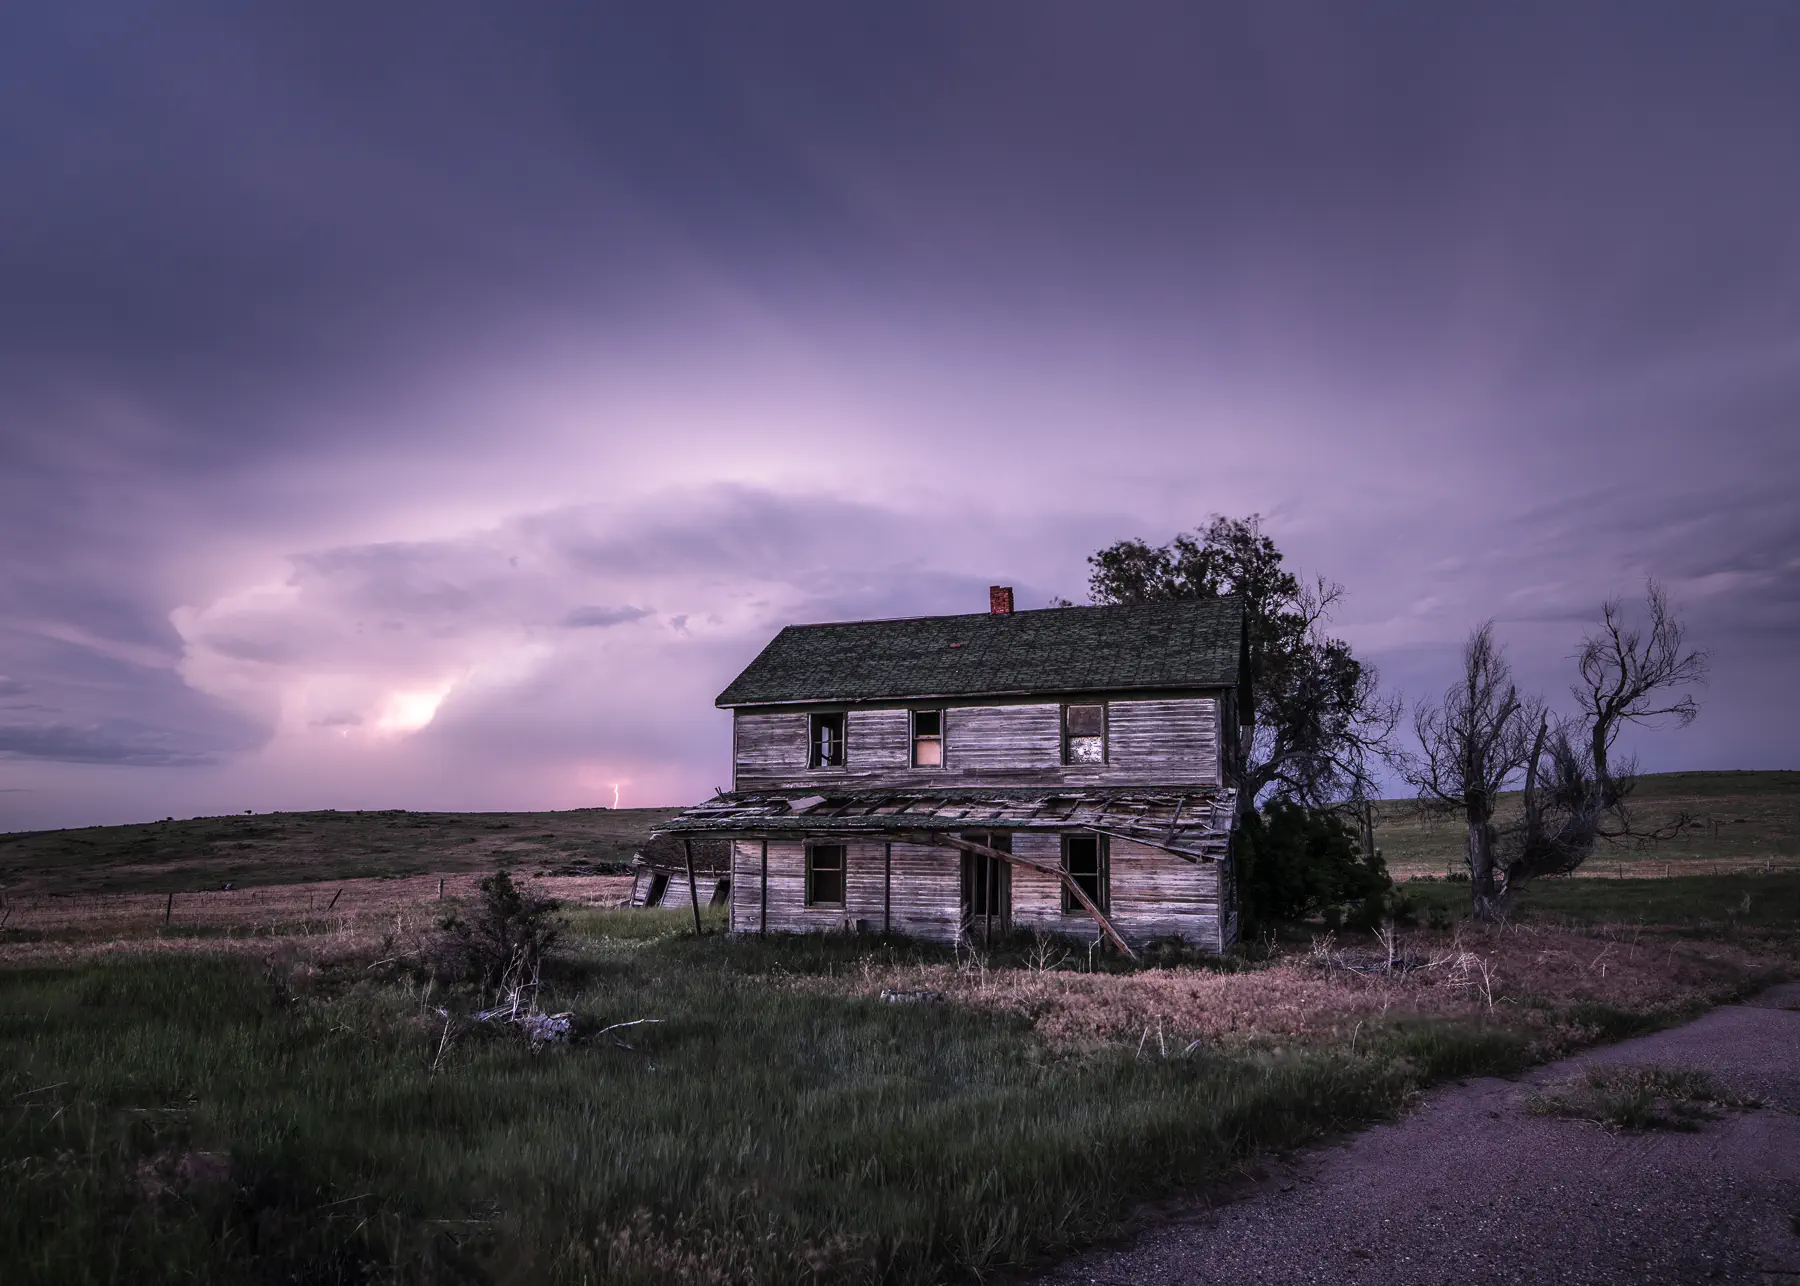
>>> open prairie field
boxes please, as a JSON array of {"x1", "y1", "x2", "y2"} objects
[
  {"x1": 1374, "y1": 769, "x2": 1800, "y2": 881},
  {"x1": 0, "y1": 805, "x2": 679, "y2": 896},
  {"x1": 2, "y1": 838, "x2": 1795, "y2": 1283}
]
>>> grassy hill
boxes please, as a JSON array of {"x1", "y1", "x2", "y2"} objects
[
  {"x1": 1373, "y1": 769, "x2": 1800, "y2": 879},
  {"x1": 2, "y1": 769, "x2": 1792, "y2": 898},
  {"x1": 0, "y1": 806, "x2": 680, "y2": 896}
]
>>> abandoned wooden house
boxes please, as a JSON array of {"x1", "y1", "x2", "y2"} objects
[{"x1": 648, "y1": 586, "x2": 1248, "y2": 956}]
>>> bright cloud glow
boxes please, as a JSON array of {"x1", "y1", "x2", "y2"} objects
[{"x1": 375, "y1": 686, "x2": 454, "y2": 735}]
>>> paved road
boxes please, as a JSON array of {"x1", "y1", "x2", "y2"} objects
[{"x1": 1037, "y1": 983, "x2": 1800, "y2": 1285}]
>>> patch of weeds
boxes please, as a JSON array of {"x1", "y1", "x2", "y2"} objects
[
  {"x1": 1561, "y1": 1001, "x2": 1669, "y2": 1043},
  {"x1": 1528, "y1": 1064, "x2": 1758, "y2": 1131},
  {"x1": 1382, "y1": 1021, "x2": 1530, "y2": 1080}
]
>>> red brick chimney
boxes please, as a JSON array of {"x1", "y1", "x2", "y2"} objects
[{"x1": 989, "y1": 585, "x2": 1014, "y2": 615}]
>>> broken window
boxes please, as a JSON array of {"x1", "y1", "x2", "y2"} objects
[
  {"x1": 806, "y1": 843, "x2": 846, "y2": 907},
  {"x1": 912, "y1": 709, "x2": 943, "y2": 767},
  {"x1": 1063, "y1": 703, "x2": 1105, "y2": 764},
  {"x1": 1062, "y1": 834, "x2": 1108, "y2": 912},
  {"x1": 809, "y1": 712, "x2": 846, "y2": 768}
]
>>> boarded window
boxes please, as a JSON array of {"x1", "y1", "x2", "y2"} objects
[
  {"x1": 1062, "y1": 834, "x2": 1108, "y2": 912},
  {"x1": 1064, "y1": 703, "x2": 1105, "y2": 764},
  {"x1": 806, "y1": 843, "x2": 846, "y2": 907},
  {"x1": 912, "y1": 709, "x2": 943, "y2": 767},
  {"x1": 809, "y1": 712, "x2": 846, "y2": 767}
]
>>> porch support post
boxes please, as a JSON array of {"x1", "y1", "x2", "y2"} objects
[
  {"x1": 683, "y1": 838, "x2": 702, "y2": 936},
  {"x1": 883, "y1": 840, "x2": 892, "y2": 933},
  {"x1": 760, "y1": 838, "x2": 768, "y2": 935}
]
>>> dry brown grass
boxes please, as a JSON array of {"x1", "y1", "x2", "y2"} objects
[
  {"x1": 792, "y1": 922, "x2": 1786, "y2": 1057},
  {"x1": 0, "y1": 873, "x2": 633, "y2": 966}
]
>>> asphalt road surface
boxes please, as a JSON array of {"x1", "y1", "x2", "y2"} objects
[{"x1": 1037, "y1": 983, "x2": 1800, "y2": 1285}]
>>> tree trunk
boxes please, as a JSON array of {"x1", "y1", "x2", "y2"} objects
[{"x1": 1467, "y1": 812, "x2": 1505, "y2": 922}]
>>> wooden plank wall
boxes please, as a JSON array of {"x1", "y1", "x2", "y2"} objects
[
  {"x1": 728, "y1": 838, "x2": 963, "y2": 943},
  {"x1": 733, "y1": 696, "x2": 1220, "y2": 792},
  {"x1": 1106, "y1": 837, "x2": 1224, "y2": 952},
  {"x1": 1008, "y1": 834, "x2": 1223, "y2": 950},
  {"x1": 727, "y1": 831, "x2": 1222, "y2": 950}
]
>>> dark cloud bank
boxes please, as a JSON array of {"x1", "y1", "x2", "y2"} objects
[{"x1": 1, "y1": 4, "x2": 1796, "y2": 829}]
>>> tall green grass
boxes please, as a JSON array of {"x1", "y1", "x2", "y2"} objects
[
  {"x1": 1402, "y1": 870, "x2": 1800, "y2": 935},
  {"x1": 0, "y1": 919, "x2": 1530, "y2": 1284}
]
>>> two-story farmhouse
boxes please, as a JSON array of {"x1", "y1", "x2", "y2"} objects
[{"x1": 647, "y1": 587, "x2": 1248, "y2": 956}]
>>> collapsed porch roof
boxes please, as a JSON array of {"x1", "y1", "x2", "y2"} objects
[{"x1": 648, "y1": 786, "x2": 1238, "y2": 863}]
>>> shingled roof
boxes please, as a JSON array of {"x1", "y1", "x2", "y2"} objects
[{"x1": 716, "y1": 597, "x2": 1245, "y2": 707}]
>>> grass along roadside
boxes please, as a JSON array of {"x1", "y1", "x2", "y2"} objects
[
  {"x1": 3, "y1": 877, "x2": 1794, "y2": 1286},
  {"x1": 1527, "y1": 1065, "x2": 1761, "y2": 1132}
]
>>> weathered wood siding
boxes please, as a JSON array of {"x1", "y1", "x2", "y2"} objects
[
  {"x1": 1008, "y1": 833, "x2": 1224, "y2": 950},
  {"x1": 886, "y1": 842, "x2": 962, "y2": 943},
  {"x1": 733, "y1": 696, "x2": 1221, "y2": 791},
  {"x1": 733, "y1": 712, "x2": 809, "y2": 788},
  {"x1": 728, "y1": 830, "x2": 1224, "y2": 950},
  {"x1": 728, "y1": 838, "x2": 963, "y2": 943},
  {"x1": 1106, "y1": 837, "x2": 1224, "y2": 951}
]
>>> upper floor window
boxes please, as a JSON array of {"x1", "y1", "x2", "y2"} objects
[
  {"x1": 912, "y1": 710, "x2": 943, "y2": 767},
  {"x1": 809, "y1": 712, "x2": 846, "y2": 768},
  {"x1": 1063, "y1": 703, "x2": 1105, "y2": 764}
]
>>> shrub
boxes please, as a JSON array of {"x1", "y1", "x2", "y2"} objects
[
  {"x1": 1237, "y1": 800, "x2": 1394, "y2": 933},
  {"x1": 429, "y1": 869, "x2": 562, "y2": 987}
]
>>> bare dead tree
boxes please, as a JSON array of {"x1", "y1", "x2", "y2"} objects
[
  {"x1": 1407, "y1": 584, "x2": 1707, "y2": 921},
  {"x1": 1404, "y1": 623, "x2": 1541, "y2": 921},
  {"x1": 1504, "y1": 582, "x2": 1708, "y2": 891}
]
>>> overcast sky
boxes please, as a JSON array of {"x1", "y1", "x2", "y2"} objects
[{"x1": 3, "y1": 3, "x2": 1796, "y2": 830}]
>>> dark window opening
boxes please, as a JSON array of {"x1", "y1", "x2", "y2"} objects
[
  {"x1": 912, "y1": 709, "x2": 943, "y2": 767},
  {"x1": 809, "y1": 712, "x2": 846, "y2": 767},
  {"x1": 710, "y1": 878, "x2": 731, "y2": 906},
  {"x1": 962, "y1": 832, "x2": 1011, "y2": 930},
  {"x1": 1062, "y1": 834, "x2": 1108, "y2": 912},
  {"x1": 806, "y1": 843, "x2": 846, "y2": 906},
  {"x1": 1064, "y1": 703, "x2": 1105, "y2": 764},
  {"x1": 644, "y1": 872, "x2": 669, "y2": 907}
]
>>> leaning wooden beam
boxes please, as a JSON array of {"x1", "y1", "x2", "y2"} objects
[
  {"x1": 1080, "y1": 826, "x2": 1217, "y2": 866},
  {"x1": 931, "y1": 833, "x2": 1138, "y2": 962},
  {"x1": 682, "y1": 838, "x2": 702, "y2": 936}
]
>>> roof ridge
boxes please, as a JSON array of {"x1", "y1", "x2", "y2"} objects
[{"x1": 775, "y1": 594, "x2": 1246, "y2": 632}]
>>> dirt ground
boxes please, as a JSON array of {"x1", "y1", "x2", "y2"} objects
[{"x1": 1035, "y1": 982, "x2": 1800, "y2": 1285}]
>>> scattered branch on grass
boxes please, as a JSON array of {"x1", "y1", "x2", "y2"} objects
[
  {"x1": 472, "y1": 953, "x2": 574, "y2": 1046},
  {"x1": 429, "y1": 1013, "x2": 455, "y2": 1075},
  {"x1": 593, "y1": 1017, "x2": 663, "y2": 1049}
]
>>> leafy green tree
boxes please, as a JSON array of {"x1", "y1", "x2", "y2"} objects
[
  {"x1": 1236, "y1": 800, "x2": 1393, "y2": 932},
  {"x1": 1087, "y1": 515, "x2": 1399, "y2": 832}
]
